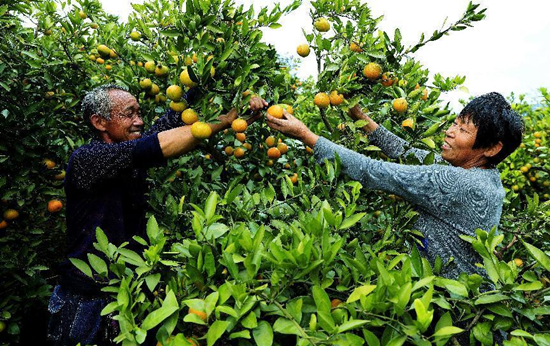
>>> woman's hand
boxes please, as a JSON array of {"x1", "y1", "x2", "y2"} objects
[
  {"x1": 266, "y1": 111, "x2": 319, "y2": 147},
  {"x1": 348, "y1": 104, "x2": 368, "y2": 121},
  {"x1": 347, "y1": 104, "x2": 378, "y2": 133}
]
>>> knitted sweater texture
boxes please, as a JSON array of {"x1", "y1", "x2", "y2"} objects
[{"x1": 313, "y1": 126, "x2": 505, "y2": 278}]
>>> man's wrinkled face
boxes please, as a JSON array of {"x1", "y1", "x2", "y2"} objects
[{"x1": 103, "y1": 90, "x2": 143, "y2": 143}]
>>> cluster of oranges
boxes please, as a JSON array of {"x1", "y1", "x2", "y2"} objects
[
  {"x1": 89, "y1": 44, "x2": 119, "y2": 71},
  {"x1": 0, "y1": 159, "x2": 64, "y2": 230}
]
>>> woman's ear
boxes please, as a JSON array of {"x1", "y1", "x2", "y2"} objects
[
  {"x1": 484, "y1": 141, "x2": 503, "y2": 158},
  {"x1": 90, "y1": 114, "x2": 107, "y2": 132}
]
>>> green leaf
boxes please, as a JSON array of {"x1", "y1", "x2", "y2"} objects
[
  {"x1": 534, "y1": 334, "x2": 550, "y2": 346},
  {"x1": 207, "y1": 320, "x2": 230, "y2": 346},
  {"x1": 145, "y1": 274, "x2": 161, "y2": 292},
  {"x1": 339, "y1": 212, "x2": 366, "y2": 230},
  {"x1": 513, "y1": 281, "x2": 543, "y2": 291},
  {"x1": 433, "y1": 326, "x2": 464, "y2": 337},
  {"x1": 69, "y1": 258, "x2": 93, "y2": 278},
  {"x1": 229, "y1": 330, "x2": 251, "y2": 339},
  {"x1": 363, "y1": 329, "x2": 380, "y2": 346},
  {"x1": 204, "y1": 191, "x2": 218, "y2": 222},
  {"x1": 312, "y1": 285, "x2": 331, "y2": 314},
  {"x1": 435, "y1": 278, "x2": 468, "y2": 297},
  {"x1": 273, "y1": 318, "x2": 301, "y2": 335},
  {"x1": 141, "y1": 290, "x2": 179, "y2": 331},
  {"x1": 337, "y1": 320, "x2": 369, "y2": 333},
  {"x1": 347, "y1": 285, "x2": 376, "y2": 303},
  {"x1": 474, "y1": 294, "x2": 509, "y2": 305},
  {"x1": 522, "y1": 241, "x2": 550, "y2": 271},
  {"x1": 253, "y1": 321, "x2": 273, "y2": 346},
  {"x1": 87, "y1": 253, "x2": 108, "y2": 275},
  {"x1": 146, "y1": 216, "x2": 160, "y2": 243},
  {"x1": 241, "y1": 312, "x2": 258, "y2": 329},
  {"x1": 95, "y1": 228, "x2": 109, "y2": 254}
]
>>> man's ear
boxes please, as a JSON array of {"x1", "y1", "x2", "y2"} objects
[
  {"x1": 484, "y1": 141, "x2": 503, "y2": 158},
  {"x1": 90, "y1": 114, "x2": 107, "y2": 132}
]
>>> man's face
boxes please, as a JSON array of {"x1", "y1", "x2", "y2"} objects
[
  {"x1": 103, "y1": 90, "x2": 143, "y2": 143},
  {"x1": 441, "y1": 116, "x2": 488, "y2": 168}
]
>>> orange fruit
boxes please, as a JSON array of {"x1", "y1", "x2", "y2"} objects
[
  {"x1": 381, "y1": 73, "x2": 396, "y2": 87},
  {"x1": 363, "y1": 62, "x2": 382, "y2": 80},
  {"x1": 242, "y1": 90, "x2": 253, "y2": 97},
  {"x1": 47, "y1": 200, "x2": 63, "y2": 213},
  {"x1": 280, "y1": 104, "x2": 294, "y2": 115},
  {"x1": 314, "y1": 92, "x2": 330, "y2": 108},
  {"x1": 392, "y1": 98, "x2": 408, "y2": 113},
  {"x1": 290, "y1": 173, "x2": 298, "y2": 184},
  {"x1": 267, "y1": 105, "x2": 284, "y2": 119},
  {"x1": 42, "y1": 159, "x2": 56, "y2": 169},
  {"x1": 170, "y1": 101, "x2": 187, "y2": 113},
  {"x1": 190, "y1": 122, "x2": 212, "y2": 139},
  {"x1": 0, "y1": 220, "x2": 7, "y2": 229},
  {"x1": 147, "y1": 83, "x2": 160, "y2": 96},
  {"x1": 350, "y1": 42, "x2": 362, "y2": 52},
  {"x1": 421, "y1": 88, "x2": 428, "y2": 101},
  {"x1": 234, "y1": 147, "x2": 245, "y2": 159},
  {"x1": 166, "y1": 85, "x2": 183, "y2": 101},
  {"x1": 520, "y1": 166, "x2": 529, "y2": 173},
  {"x1": 105, "y1": 64, "x2": 112, "y2": 71},
  {"x1": 534, "y1": 132, "x2": 541, "y2": 138},
  {"x1": 277, "y1": 143, "x2": 288, "y2": 155},
  {"x1": 97, "y1": 44, "x2": 111, "y2": 57},
  {"x1": 331, "y1": 299, "x2": 343, "y2": 309},
  {"x1": 4, "y1": 209, "x2": 19, "y2": 221},
  {"x1": 337, "y1": 123, "x2": 346, "y2": 131},
  {"x1": 181, "y1": 109, "x2": 198, "y2": 125},
  {"x1": 109, "y1": 50, "x2": 117, "y2": 59},
  {"x1": 235, "y1": 133, "x2": 246, "y2": 142},
  {"x1": 329, "y1": 91, "x2": 344, "y2": 106},
  {"x1": 266, "y1": 159, "x2": 274, "y2": 167},
  {"x1": 231, "y1": 118, "x2": 247, "y2": 133},
  {"x1": 144, "y1": 61, "x2": 156, "y2": 73},
  {"x1": 297, "y1": 44, "x2": 310, "y2": 57},
  {"x1": 130, "y1": 31, "x2": 141, "y2": 41},
  {"x1": 267, "y1": 147, "x2": 281, "y2": 160},
  {"x1": 306, "y1": 146, "x2": 314, "y2": 155},
  {"x1": 314, "y1": 17, "x2": 330, "y2": 32},
  {"x1": 204, "y1": 154, "x2": 211, "y2": 160},
  {"x1": 265, "y1": 136, "x2": 277, "y2": 147},
  {"x1": 401, "y1": 118, "x2": 414, "y2": 129},
  {"x1": 180, "y1": 68, "x2": 198, "y2": 88},
  {"x1": 137, "y1": 61, "x2": 143, "y2": 67},
  {"x1": 96, "y1": 57, "x2": 105, "y2": 64},
  {"x1": 224, "y1": 146, "x2": 234, "y2": 156},
  {"x1": 140, "y1": 78, "x2": 152, "y2": 90},
  {"x1": 189, "y1": 308, "x2": 207, "y2": 322},
  {"x1": 243, "y1": 143, "x2": 252, "y2": 150},
  {"x1": 514, "y1": 258, "x2": 523, "y2": 267}
]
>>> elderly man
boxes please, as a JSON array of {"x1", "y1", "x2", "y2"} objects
[
  {"x1": 47, "y1": 84, "x2": 267, "y2": 345},
  {"x1": 267, "y1": 92, "x2": 523, "y2": 280}
]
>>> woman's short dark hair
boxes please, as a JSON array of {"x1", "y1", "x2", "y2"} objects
[{"x1": 458, "y1": 92, "x2": 524, "y2": 167}]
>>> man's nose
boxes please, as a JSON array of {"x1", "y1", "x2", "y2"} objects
[{"x1": 134, "y1": 115, "x2": 144, "y2": 126}]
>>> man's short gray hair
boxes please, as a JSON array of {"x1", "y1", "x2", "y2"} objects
[{"x1": 82, "y1": 84, "x2": 129, "y2": 123}]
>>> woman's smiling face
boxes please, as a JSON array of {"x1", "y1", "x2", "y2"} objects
[{"x1": 441, "y1": 116, "x2": 492, "y2": 169}]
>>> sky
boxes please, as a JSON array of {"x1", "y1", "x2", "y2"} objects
[{"x1": 99, "y1": 0, "x2": 550, "y2": 110}]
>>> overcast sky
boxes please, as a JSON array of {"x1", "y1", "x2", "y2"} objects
[{"x1": 100, "y1": 0, "x2": 550, "y2": 109}]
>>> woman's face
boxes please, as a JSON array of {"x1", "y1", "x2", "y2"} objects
[{"x1": 441, "y1": 117, "x2": 490, "y2": 168}]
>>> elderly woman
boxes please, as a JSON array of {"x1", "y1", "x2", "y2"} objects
[{"x1": 267, "y1": 92, "x2": 523, "y2": 279}]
